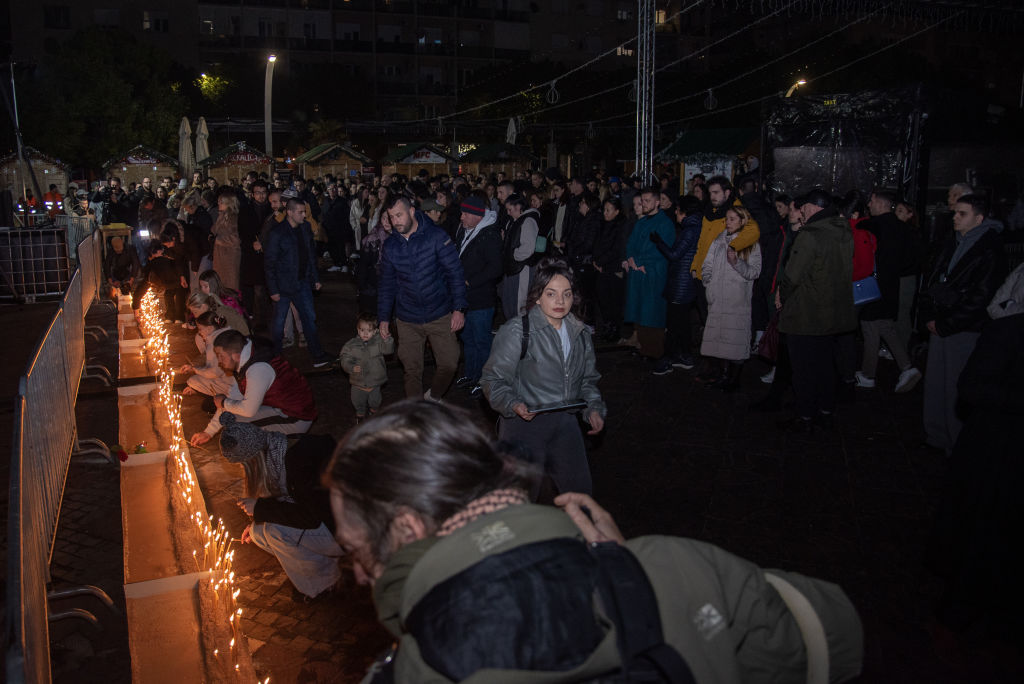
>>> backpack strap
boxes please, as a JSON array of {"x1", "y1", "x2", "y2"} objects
[
  {"x1": 588, "y1": 542, "x2": 697, "y2": 684},
  {"x1": 519, "y1": 313, "x2": 530, "y2": 360}
]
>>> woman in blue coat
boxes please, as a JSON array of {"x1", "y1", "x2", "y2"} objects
[
  {"x1": 622, "y1": 187, "x2": 676, "y2": 357},
  {"x1": 650, "y1": 195, "x2": 702, "y2": 374}
]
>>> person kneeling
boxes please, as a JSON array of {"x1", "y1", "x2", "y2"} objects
[
  {"x1": 220, "y1": 414, "x2": 342, "y2": 602},
  {"x1": 190, "y1": 330, "x2": 316, "y2": 446}
]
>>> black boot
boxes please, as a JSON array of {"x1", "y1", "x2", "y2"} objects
[{"x1": 718, "y1": 362, "x2": 743, "y2": 392}]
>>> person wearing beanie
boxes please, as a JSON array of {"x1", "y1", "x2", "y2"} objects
[
  {"x1": 377, "y1": 195, "x2": 468, "y2": 399},
  {"x1": 220, "y1": 414, "x2": 342, "y2": 602},
  {"x1": 453, "y1": 193, "x2": 503, "y2": 395}
]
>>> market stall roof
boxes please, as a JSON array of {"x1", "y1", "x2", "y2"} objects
[
  {"x1": 382, "y1": 143, "x2": 454, "y2": 164},
  {"x1": 201, "y1": 141, "x2": 272, "y2": 167},
  {"x1": 0, "y1": 146, "x2": 70, "y2": 169},
  {"x1": 656, "y1": 128, "x2": 759, "y2": 162},
  {"x1": 102, "y1": 145, "x2": 180, "y2": 170},
  {"x1": 295, "y1": 142, "x2": 371, "y2": 164},
  {"x1": 460, "y1": 143, "x2": 538, "y2": 164}
]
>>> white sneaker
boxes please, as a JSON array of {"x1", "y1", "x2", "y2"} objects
[
  {"x1": 895, "y1": 367, "x2": 922, "y2": 393},
  {"x1": 878, "y1": 346, "x2": 894, "y2": 361},
  {"x1": 854, "y1": 371, "x2": 875, "y2": 388},
  {"x1": 327, "y1": 265, "x2": 342, "y2": 272},
  {"x1": 760, "y1": 367, "x2": 775, "y2": 384}
]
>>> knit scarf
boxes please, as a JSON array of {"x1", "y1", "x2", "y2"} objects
[{"x1": 436, "y1": 488, "x2": 529, "y2": 537}]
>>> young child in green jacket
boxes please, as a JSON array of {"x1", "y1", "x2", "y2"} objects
[{"x1": 339, "y1": 313, "x2": 395, "y2": 421}]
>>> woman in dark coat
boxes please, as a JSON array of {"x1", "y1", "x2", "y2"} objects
[{"x1": 591, "y1": 197, "x2": 628, "y2": 342}]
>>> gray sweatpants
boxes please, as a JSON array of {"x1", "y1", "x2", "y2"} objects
[
  {"x1": 350, "y1": 385, "x2": 382, "y2": 416},
  {"x1": 923, "y1": 331, "x2": 980, "y2": 454}
]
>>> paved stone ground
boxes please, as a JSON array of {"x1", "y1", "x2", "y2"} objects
[{"x1": 5, "y1": 266, "x2": 1018, "y2": 682}]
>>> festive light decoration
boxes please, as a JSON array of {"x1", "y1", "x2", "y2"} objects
[{"x1": 136, "y1": 291, "x2": 267, "y2": 683}]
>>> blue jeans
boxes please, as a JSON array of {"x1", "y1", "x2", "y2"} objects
[
  {"x1": 461, "y1": 307, "x2": 494, "y2": 382},
  {"x1": 271, "y1": 284, "x2": 324, "y2": 358}
]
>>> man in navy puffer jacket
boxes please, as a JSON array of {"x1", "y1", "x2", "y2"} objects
[{"x1": 378, "y1": 196, "x2": 468, "y2": 399}]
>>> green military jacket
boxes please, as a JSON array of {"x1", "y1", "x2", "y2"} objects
[
  {"x1": 372, "y1": 504, "x2": 863, "y2": 683},
  {"x1": 778, "y1": 208, "x2": 856, "y2": 336}
]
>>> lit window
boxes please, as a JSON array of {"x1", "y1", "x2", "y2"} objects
[
  {"x1": 617, "y1": 46, "x2": 634, "y2": 57},
  {"x1": 655, "y1": 9, "x2": 666, "y2": 24}
]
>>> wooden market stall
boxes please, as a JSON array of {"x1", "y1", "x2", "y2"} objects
[
  {"x1": 1, "y1": 146, "x2": 71, "y2": 199},
  {"x1": 655, "y1": 127, "x2": 759, "y2": 194},
  {"x1": 459, "y1": 143, "x2": 538, "y2": 179},
  {"x1": 200, "y1": 142, "x2": 272, "y2": 186},
  {"x1": 103, "y1": 145, "x2": 181, "y2": 188},
  {"x1": 381, "y1": 143, "x2": 454, "y2": 179},
  {"x1": 296, "y1": 142, "x2": 372, "y2": 182}
]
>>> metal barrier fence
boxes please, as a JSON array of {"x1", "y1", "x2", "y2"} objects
[
  {"x1": 5, "y1": 229, "x2": 110, "y2": 684},
  {"x1": 0, "y1": 228, "x2": 73, "y2": 301},
  {"x1": 54, "y1": 216, "x2": 97, "y2": 260}
]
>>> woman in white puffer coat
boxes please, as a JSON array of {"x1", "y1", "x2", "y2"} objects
[{"x1": 701, "y1": 206, "x2": 762, "y2": 391}]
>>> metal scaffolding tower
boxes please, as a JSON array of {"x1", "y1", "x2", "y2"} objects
[{"x1": 635, "y1": 0, "x2": 656, "y2": 184}]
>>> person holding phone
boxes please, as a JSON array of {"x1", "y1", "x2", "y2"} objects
[{"x1": 481, "y1": 258, "x2": 606, "y2": 496}]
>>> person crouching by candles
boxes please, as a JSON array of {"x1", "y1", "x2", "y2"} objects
[
  {"x1": 132, "y1": 240, "x2": 189, "y2": 323},
  {"x1": 189, "y1": 330, "x2": 316, "y2": 446},
  {"x1": 179, "y1": 312, "x2": 236, "y2": 405},
  {"x1": 219, "y1": 414, "x2": 343, "y2": 602}
]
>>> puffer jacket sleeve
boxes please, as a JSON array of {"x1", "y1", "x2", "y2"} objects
[
  {"x1": 731, "y1": 242, "x2": 762, "y2": 281},
  {"x1": 339, "y1": 338, "x2": 360, "y2": 374},
  {"x1": 377, "y1": 239, "x2": 397, "y2": 323},
  {"x1": 480, "y1": 318, "x2": 525, "y2": 418}
]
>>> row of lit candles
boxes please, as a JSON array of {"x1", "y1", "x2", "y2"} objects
[{"x1": 137, "y1": 290, "x2": 269, "y2": 683}]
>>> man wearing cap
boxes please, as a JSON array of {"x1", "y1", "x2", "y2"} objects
[
  {"x1": 421, "y1": 197, "x2": 445, "y2": 227},
  {"x1": 218, "y1": 414, "x2": 342, "y2": 602},
  {"x1": 190, "y1": 331, "x2": 317, "y2": 446},
  {"x1": 776, "y1": 189, "x2": 855, "y2": 433},
  {"x1": 378, "y1": 195, "x2": 467, "y2": 399},
  {"x1": 454, "y1": 194, "x2": 503, "y2": 395}
]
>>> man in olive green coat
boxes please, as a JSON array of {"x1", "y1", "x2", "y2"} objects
[{"x1": 777, "y1": 189, "x2": 855, "y2": 432}]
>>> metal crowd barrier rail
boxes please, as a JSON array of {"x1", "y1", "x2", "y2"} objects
[
  {"x1": 5, "y1": 229, "x2": 115, "y2": 684},
  {"x1": 54, "y1": 216, "x2": 97, "y2": 261}
]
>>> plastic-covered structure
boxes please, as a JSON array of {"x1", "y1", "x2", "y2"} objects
[{"x1": 762, "y1": 86, "x2": 925, "y2": 201}]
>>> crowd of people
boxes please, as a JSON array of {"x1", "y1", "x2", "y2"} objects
[{"x1": 95, "y1": 161, "x2": 1022, "y2": 681}]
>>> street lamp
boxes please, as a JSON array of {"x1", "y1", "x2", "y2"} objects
[
  {"x1": 264, "y1": 55, "x2": 277, "y2": 166},
  {"x1": 785, "y1": 79, "x2": 807, "y2": 98}
]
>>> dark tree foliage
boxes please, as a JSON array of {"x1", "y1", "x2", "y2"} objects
[{"x1": 16, "y1": 27, "x2": 187, "y2": 169}]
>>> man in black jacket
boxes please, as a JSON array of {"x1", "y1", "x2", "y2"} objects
[
  {"x1": 454, "y1": 196, "x2": 503, "y2": 395},
  {"x1": 919, "y1": 193, "x2": 1008, "y2": 455},
  {"x1": 321, "y1": 182, "x2": 351, "y2": 273},
  {"x1": 855, "y1": 190, "x2": 922, "y2": 393}
]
